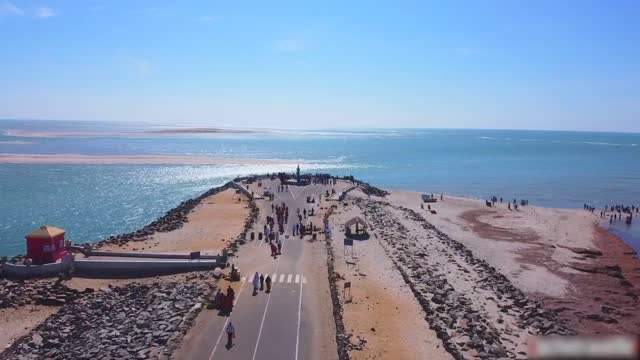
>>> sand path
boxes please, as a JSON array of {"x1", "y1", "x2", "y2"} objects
[{"x1": 329, "y1": 198, "x2": 452, "y2": 360}]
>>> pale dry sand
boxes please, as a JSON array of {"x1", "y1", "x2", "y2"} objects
[
  {"x1": 0, "y1": 306, "x2": 59, "y2": 350},
  {"x1": 385, "y1": 191, "x2": 599, "y2": 298},
  {"x1": 329, "y1": 200, "x2": 452, "y2": 360},
  {"x1": 0, "y1": 153, "x2": 296, "y2": 165}
]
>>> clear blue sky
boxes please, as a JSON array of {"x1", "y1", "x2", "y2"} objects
[{"x1": 1, "y1": 0, "x2": 639, "y2": 131}]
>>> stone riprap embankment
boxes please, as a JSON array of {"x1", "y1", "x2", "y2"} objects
[
  {"x1": 226, "y1": 200, "x2": 260, "y2": 257},
  {"x1": 1, "y1": 280, "x2": 211, "y2": 360},
  {"x1": 358, "y1": 183, "x2": 389, "y2": 198},
  {"x1": 0, "y1": 278, "x2": 84, "y2": 309},
  {"x1": 322, "y1": 205, "x2": 351, "y2": 360},
  {"x1": 357, "y1": 198, "x2": 574, "y2": 360}
]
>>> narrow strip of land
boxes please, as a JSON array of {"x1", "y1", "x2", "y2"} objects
[{"x1": 0, "y1": 153, "x2": 296, "y2": 165}]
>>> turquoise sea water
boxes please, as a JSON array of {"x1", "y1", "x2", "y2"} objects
[{"x1": 1, "y1": 120, "x2": 639, "y2": 256}]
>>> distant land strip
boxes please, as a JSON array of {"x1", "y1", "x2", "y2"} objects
[
  {"x1": 0, "y1": 153, "x2": 295, "y2": 165},
  {"x1": 4, "y1": 128, "x2": 260, "y2": 138}
]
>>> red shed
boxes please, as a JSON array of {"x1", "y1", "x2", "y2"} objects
[{"x1": 25, "y1": 225, "x2": 68, "y2": 265}]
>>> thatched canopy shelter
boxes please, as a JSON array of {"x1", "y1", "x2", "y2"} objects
[{"x1": 344, "y1": 216, "x2": 368, "y2": 234}]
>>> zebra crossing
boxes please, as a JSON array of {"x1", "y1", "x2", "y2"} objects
[{"x1": 240, "y1": 273, "x2": 307, "y2": 284}]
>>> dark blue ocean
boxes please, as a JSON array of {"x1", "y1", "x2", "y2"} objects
[{"x1": 1, "y1": 120, "x2": 639, "y2": 256}]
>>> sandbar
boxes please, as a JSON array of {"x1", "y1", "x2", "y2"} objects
[
  {"x1": 0, "y1": 153, "x2": 297, "y2": 165},
  {"x1": 4, "y1": 127, "x2": 260, "y2": 138}
]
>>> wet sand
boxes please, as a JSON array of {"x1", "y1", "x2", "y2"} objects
[{"x1": 0, "y1": 153, "x2": 296, "y2": 165}]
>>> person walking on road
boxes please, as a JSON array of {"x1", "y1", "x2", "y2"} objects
[
  {"x1": 265, "y1": 275, "x2": 272, "y2": 293},
  {"x1": 277, "y1": 239, "x2": 282, "y2": 255},
  {"x1": 252, "y1": 272, "x2": 260, "y2": 295},
  {"x1": 259, "y1": 273, "x2": 264, "y2": 290},
  {"x1": 226, "y1": 322, "x2": 236, "y2": 349}
]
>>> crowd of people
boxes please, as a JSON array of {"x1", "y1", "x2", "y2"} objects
[
  {"x1": 311, "y1": 174, "x2": 337, "y2": 186},
  {"x1": 222, "y1": 173, "x2": 339, "y2": 350},
  {"x1": 484, "y1": 195, "x2": 529, "y2": 210},
  {"x1": 590, "y1": 203, "x2": 637, "y2": 225}
]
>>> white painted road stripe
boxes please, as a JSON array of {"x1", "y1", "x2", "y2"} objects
[
  {"x1": 279, "y1": 274, "x2": 285, "y2": 283},
  {"x1": 295, "y1": 274, "x2": 303, "y2": 360},
  {"x1": 302, "y1": 276, "x2": 307, "y2": 284},
  {"x1": 272, "y1": 273, "x2": 277, "y2": 281},
  {"x1": 252, "y1": 235, "x2": 288, "y2": 360},
  {"x1": 295, "y1": 274, "x2": 300, "y2": 283},
  {"x1": 287, "y1": 274, "x2": 293, "y2": 283},
  {"x1": 241, "y1": 277, "x2": 246, "y2": 283}
]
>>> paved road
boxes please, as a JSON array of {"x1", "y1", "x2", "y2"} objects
[{"x1": 179, "y1": 179, "x2": 340, "y2": 360}]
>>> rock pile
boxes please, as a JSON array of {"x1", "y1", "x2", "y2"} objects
[
  {"x1": 226, "y1": 200, "x2": 260, "y2": 257},
  {"x1": 96, "y1": 183, "x2": 234, "y2": 249},
  {"x1": 1, "y1": 282, "x2": 209, "y2": 360},
  {"x1": 358, "y1": 198, "x2": 574, "y2": 360},
  {"x1": 359, "y1": 183, "x2": 389, "y2": 198},
  {"x1": 322, "y1": 205, "x2": 351, "y2": 360},
  {"x1": 0, "y1": 279, "x2": 83, "y2": 309},
  {"x1": 324, "y1": 230, "x2": 351, "y2": 360}
]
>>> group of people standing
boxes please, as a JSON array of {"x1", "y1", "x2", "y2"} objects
[
  {"x1": 213, "y1": 285, "x2": 236, "y2": 315},
  {"x1": 251, "y1": 271, "x2": 273, "y2": 294},
  {"x1": 311, "y1": 174, "x2": 337, "y2": 186},
  {"x1": 592, "y1": 203, "x2": 637, "y2": 225},
  {"x1": 487, "y1": 196, "x2": 529, "y2": 210}
]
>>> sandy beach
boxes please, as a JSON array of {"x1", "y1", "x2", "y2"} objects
[
  {"x1": 0, "y1": 141, "x2": 36, "y2": 145},
  {"x1": 0, "y1": 153, "x2": 297, "y2": 165},
  {"x1": 328, "y1": 198, "x2": 452, "y2": 360},
  {"x1": 384, "y1": 191, "x2": 640, "y2": 334},
  {"x1": 318, "y1": 185, "x2": 640, "y2": 359},
  {"x1": 4, "y1": 127, "x2": 260, "y2": 138}
]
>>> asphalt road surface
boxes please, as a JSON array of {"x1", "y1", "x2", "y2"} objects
[{"x1": 179, "y1": 179, "x2": 340, "y2": 360}]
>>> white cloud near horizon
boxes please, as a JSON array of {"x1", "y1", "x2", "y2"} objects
[
  {"x1": 0, "y1": 0, "x2": 24, "y2": 16},
  {"x1": 34, "y1": 7, "x2": 57, "y2": 18}
]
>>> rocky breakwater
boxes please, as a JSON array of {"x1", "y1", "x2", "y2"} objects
[
  {"x1": 225, "y1": 200, "x2": 260, "y2": 258},
  {"x1": 358, "y1": 183, "x2": 389, "y2": 198},
  {"x1": 1, "y1": 281, "x2": 210, "y2": 360},
  {"x1": 321, "y1": 205, "x2": 351, "y2": 360},
  {"x1": 357, "y1": 198, "x2": 574, "y2": 360},
  {"x1": 1, "y1": 278, "x2": 84, "y2": 309},
  {"x1": 96, "y1": 183, "x2": 234, "y2": 248}
]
